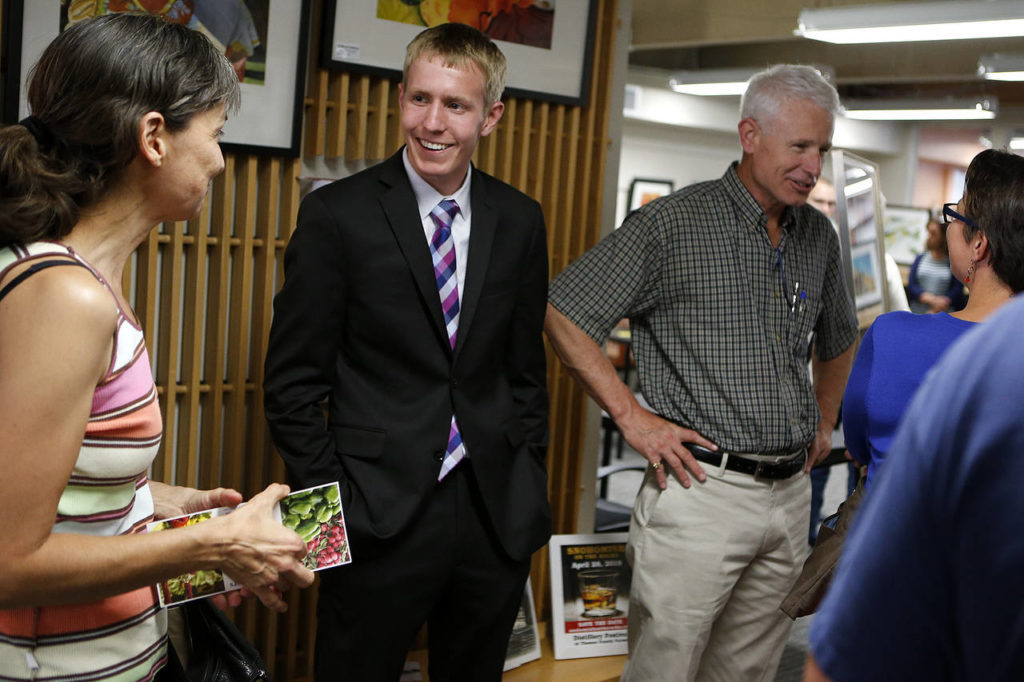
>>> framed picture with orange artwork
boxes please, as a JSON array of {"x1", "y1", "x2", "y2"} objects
[
  {"x1": 628, "y1": 178, "x2": 675, "y2": 211},
  {"x1": 321, "y1": 1, "x2": 597, "y2": 106}
]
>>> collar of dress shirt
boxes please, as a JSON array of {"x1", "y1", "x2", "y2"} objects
[{"x1": 402, "y1": 146, "x2": 473, "y2": 223}]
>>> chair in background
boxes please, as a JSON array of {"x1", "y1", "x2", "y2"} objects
[{"x1": 594, "y1": 462, "x2": 646, "y2": 533}]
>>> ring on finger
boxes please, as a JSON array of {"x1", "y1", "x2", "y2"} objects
[{"x1": 651, "y1": 460, "x2": 661, "y2": 470}]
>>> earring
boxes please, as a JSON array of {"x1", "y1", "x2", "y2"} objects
[{"x1": 965, "y1": 258, "x2": 976, "y2": 283}]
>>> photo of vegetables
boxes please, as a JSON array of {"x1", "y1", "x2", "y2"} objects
[
  {"x1": 149, "y1": 509, "x2": 240, "y2": 606},
  {"x1": 147, "y1": 481, "x2": 350, "y2": 607},
  {"x1": 280, "y1": 482, "x2": 351, "y2": 571}
]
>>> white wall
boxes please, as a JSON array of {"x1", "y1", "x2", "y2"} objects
[
  {"x1": 913, "y1": 159, "x2": 951, "y2": 211},
  {"x1": 615, "y1": 120, "x2": 738, "y2": 226}
]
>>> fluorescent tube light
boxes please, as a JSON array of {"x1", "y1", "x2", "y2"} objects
[
  {"x1": 979, "y1": 53, "x2": 1024, "y2": 81},
  {"x1": 669, "y1": 66, "x2": 834, "y2": 97},
  {"x1": 796, "y1": 1, "x2": 1024, "y2": 44},
  {"x1": 670, "y1": 81, "x2": 749, "y2": 96},
  {"x1": 1010, "y1": 137, "x2": 1024, "y2": 150},
  {"x1": 842, "y1": 99, "x2": 997, "y2": 121},
  {"x1": 669, "y1": 69, "x2": 758, "y2": 96}
]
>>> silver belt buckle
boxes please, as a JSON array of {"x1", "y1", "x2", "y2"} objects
[{"x1": 755, "y1": 450, "x2": 802, "y2": 478}]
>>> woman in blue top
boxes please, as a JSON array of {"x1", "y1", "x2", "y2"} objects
[{"x1": 843, "y1": 149, "x2": 1024, "y2": 488}]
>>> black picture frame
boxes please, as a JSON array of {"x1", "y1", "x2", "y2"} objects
[
  {"x1": 627, "y1": 178, "x2": 675, "y2": 211},
  {"x1": 1, "y1": 0, "x2": 25, "y2": 124},
  {"x1": 319, "y1": 1, "x2": 598, "y2": 107},
  {"x1": 4, "y1": 0, "x2": 311, "y2": 157}
]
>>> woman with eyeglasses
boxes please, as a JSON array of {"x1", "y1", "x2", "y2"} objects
[
  {"x1": 906, "y1": 216, "x2": 967, "y2": 314},
  {"x1": 842, "y1": 148, "x2": 1024, "y2": 489}
]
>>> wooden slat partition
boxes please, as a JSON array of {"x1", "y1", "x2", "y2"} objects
[{"x1": 0, "y1": 0, "x2": 619, "y2": 677}]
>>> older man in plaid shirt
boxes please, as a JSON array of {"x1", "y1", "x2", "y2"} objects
[{"x1": 546, "y1": 65, "x2": 858, "y2": 681}]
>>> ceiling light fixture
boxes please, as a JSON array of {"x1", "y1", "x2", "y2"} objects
[
  {"x1": 668, "y1": 66, "x2": 834, "y2": 96},
  {"x1": 669, "y1": 68, "x2": 758, "y2": 96},
  {"x1": 796, "y1": 1, "x2": 1024, "y2": 44},
  {"x1": 1010, "y1": 137, "x2": 1024, "y2": 150},
  {"x1": 979, "y1": 53, "x2": 1024, "y2": 81},
  {"x1": 842, "y1": 98, "x2": 997, "y2": 121}
]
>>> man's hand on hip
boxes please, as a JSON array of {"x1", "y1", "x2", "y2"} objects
[{"x1": 616, "y1": 407, "x2": 717, "y2": 490}]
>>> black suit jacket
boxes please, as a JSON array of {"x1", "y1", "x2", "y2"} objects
[{"x1": 263, "y1": 150, "x2": 551, "y2": 561}]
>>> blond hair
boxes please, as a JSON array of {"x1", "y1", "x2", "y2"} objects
[{"x1": 403, "y1": 23, "x2": 507, "y2": 108}]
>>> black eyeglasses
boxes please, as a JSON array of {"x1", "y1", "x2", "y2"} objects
[{"x1": 943, "y1": 203, "x2": 977, "y2": 229}]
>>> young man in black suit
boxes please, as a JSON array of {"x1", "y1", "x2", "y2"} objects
[{"x1": 263, "y1": 23, "x2": 551, "y2": 682}]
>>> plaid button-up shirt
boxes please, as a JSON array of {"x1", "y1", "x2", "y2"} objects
[{"x1": 549, "y1": 163, "x2": 857, "y2": 453}]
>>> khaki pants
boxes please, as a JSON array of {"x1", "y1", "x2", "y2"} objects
[{"x1": 621, "y1": 463, "x2": 810, "y2": 682}]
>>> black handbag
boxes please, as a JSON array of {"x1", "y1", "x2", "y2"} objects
[{"x1": 162, "y1": 600, "x2": 272, "y2": 682}]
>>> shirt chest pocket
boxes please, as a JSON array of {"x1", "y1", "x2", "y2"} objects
[{"x1": 789, "y1": 280, "x2": 823, "y2": 358}]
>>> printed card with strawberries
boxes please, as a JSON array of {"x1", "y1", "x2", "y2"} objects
[{"x1": 149, "y1": 482, "x2": 351, "y2": 607}]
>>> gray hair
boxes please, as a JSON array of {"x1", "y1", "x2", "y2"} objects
[{"x1": 740, "y1": 65, "x2": 839, "y2": 131}]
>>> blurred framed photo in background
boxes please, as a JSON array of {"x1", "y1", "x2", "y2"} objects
[
  {"x1": 627, "y1": 178, "x2": 675, "y2": 212},
  {"x1": 883, "y1": 204, "x2": 931, "y2": 266},
  {"x1": 321, "y1": 1, "x2": 598, "y2": 106}
]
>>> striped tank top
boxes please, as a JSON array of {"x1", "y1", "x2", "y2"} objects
[{"x1": 0, "y1": 242, "x2": 167, "y2": 681}]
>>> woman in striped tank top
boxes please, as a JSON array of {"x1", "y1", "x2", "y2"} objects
[{"x1": 0, "y1": 15, "x2": 313, "y2": 681}]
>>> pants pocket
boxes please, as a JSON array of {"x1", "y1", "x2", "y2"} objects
[{"x1": 631, "y1": 470, "x2": 663, "y2": 529}]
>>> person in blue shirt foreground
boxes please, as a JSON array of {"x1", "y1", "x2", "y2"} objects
[{"x1": 805, "y1": 292, "x2": 1024, "y2": 681}]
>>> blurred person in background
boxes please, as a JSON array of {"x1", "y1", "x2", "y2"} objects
[{"x1": 907, "y1": 216, "x2": 967, "y2": 314}]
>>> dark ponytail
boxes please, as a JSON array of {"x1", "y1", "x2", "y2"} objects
[{"x1": 0, "y1": 119, "x2": 106, "y2": 247}]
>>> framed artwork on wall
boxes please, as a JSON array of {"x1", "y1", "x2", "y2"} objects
[
  {"x1": 320, "y1": 0, "x2": 598, "y2": 106},
  {"x1": 0, "y1": 1, "x2": 23, "y2": 123},
  {"x1": 849, "y1": 241, "x2": 884, "y2": 310},
  {"x1": 4, "y1": 0, "x2": 311, "y2": 156},
  {"x1": 883, "y1": 204, "x2": 931, "y2": 266},
  {"x1": 627, "y1": 178, "x2": 674, "y2": 211},
  {"x1": 831, "y1": 149, "x2": 890, "y2": 325}
]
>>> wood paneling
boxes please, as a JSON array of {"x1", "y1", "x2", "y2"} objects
[{"x1": 0, "y1": 0, "x2": 618, "y2": 676}]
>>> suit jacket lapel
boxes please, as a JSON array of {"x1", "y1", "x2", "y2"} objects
[
  {"x1": 378, "y1": 153, "x2": 451, "y2": 350},
  {"x1": 455, "y1": 168, "x2": 496, "y2": 359}
]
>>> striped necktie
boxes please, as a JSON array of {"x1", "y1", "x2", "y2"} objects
[{"x1": 429, "y1": 199, "x2": 464, "y2": 480}]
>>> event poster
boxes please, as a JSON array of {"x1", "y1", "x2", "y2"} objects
[
  {"x1": 149, "y1": 482, "x2": 350, "y2": 606},
  {"x1": 549, "y1": 533, "x2": 631, "y2": 659}
]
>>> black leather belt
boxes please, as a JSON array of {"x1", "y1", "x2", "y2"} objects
[{"x1": 685, "y1": 444, "x2": 806, "y2": 480}]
